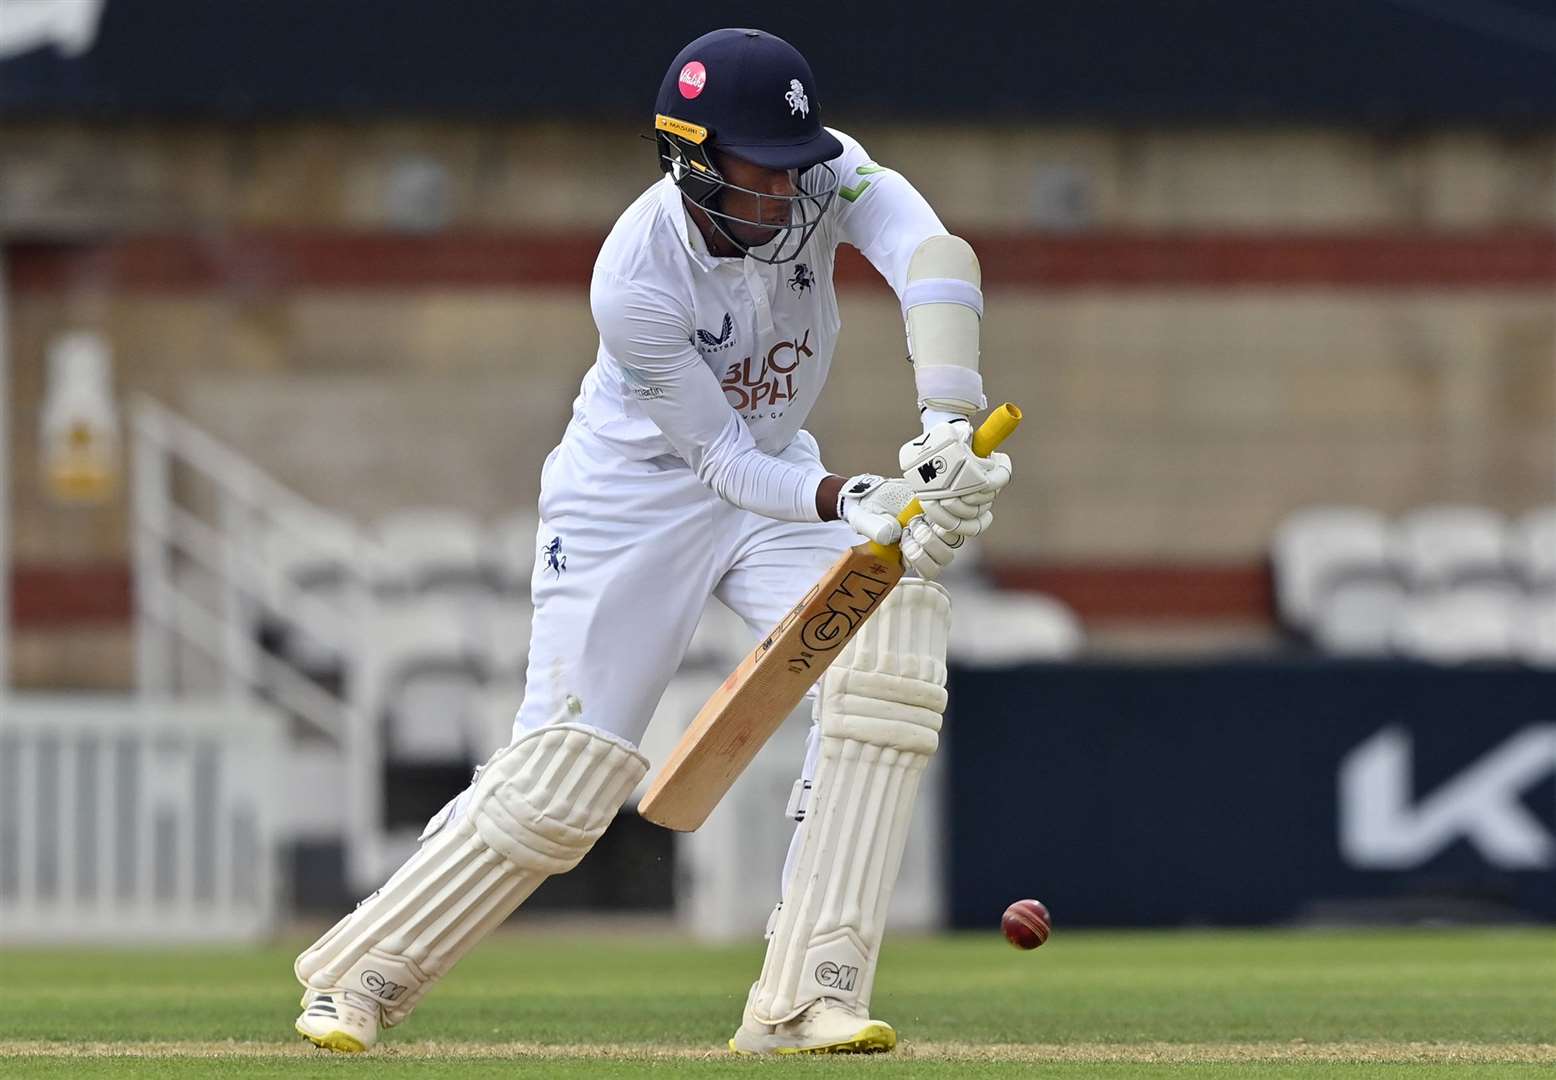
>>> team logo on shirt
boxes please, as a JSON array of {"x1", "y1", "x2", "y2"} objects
[
  {"x1": 788, "y1": 263, "x2": 813, "y2": 293},
  {"x1": 721, "y1": 327, "x2": 813, "y2": 413},
  {"x1": 695, "y1": 313, "x2": 736, "y2": 353},
  {"x1": 541, "y1": 536, "x2": 567, "y2": 577},
  {"x1": 785, "y1": 79, "x2": 809, "y2": 117}
]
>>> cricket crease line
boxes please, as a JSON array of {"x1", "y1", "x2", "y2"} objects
[{"x1": 0, "y1": 1040, "x2": 1553, "y2": 1063}]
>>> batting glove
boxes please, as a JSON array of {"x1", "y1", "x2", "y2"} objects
[
  {"x1": 836, "y1": 473, "x2": 914, "y2": 546},
  {"x1": 899, "y1": 515, "x2": 962, "y2": 581},
  {"x1": 837, "y1": 473, "x2": 962, "y2": 580},
  {"x1": 899, "y1": 419, "x2": 1012, "y2": 538}
]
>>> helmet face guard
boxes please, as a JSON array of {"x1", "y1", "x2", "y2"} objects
[{"x1": 656, "y1": 115, "x2": 838, "y2": 266}]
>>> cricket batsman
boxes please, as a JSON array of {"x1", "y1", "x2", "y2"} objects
[{"x1": 293, "y1": 27, "x2": 1012, "y2": 1055}]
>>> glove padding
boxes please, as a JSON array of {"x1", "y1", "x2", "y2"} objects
[
  {"x1": 836, "y1": 474, "x2": 960, "y2": 580},
  {"x1": 899, "y1": 419, "x2": 1012, "y2": 537},
  {"x1": 899, "y1": 515, "x2": 962, "y2": 581}
]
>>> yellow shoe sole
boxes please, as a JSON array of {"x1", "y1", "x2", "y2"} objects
[
  {"x1": 297, "y1": 1025, "x2": 368, "y2": 1053},
  {"x1": 728, "y1": 1021, "x2": 897, "y2": 1055}
]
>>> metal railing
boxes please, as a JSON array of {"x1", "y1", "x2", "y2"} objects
[
  {"x1": 130, "y1": 395, "x2": 393, "y2": 892},
  {"x1": 0, "y1": 695, "x2": 284, "y2": 942}
]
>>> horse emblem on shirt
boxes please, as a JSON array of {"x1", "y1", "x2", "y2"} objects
[
  {"x1": 789, "y1": 263, "x2": 813, "y2": 294},
  {"x1": 541, "y1": 536, "x2": 567, "y2": 577}
]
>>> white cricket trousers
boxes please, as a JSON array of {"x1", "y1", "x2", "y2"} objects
[{"x1": 512, "y1": 421, "x2": 857, "y2": 750}]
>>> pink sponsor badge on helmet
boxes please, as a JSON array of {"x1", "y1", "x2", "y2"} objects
[{"x1": 678, "y1": 61, "x2": 707, "y2": 99}]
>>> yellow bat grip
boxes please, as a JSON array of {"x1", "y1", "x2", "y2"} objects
[{"x1": 867, "y1": 402, "x2": 1023, "y2": 562}]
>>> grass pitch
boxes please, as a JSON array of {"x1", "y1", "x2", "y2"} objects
[{"x1": 1, "y1": 927, "x2": 1552, "y2": 1078}]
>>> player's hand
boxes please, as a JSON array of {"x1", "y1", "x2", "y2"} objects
[
  {"x1": 836, "y1": 474, "x2": 962, "y2": 580},
  {"x1": 836, "y1": 473, "x2": 915, "y2": 546},
  {"x1": 899, "y1": 419, "x2": 1012, "y2": 538}
]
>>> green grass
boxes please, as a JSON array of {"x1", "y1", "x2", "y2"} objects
[
  {"x1": 2, "y1": 927, "x2": 1552, "y2": 1078},
  {"x1": 3, "y1": 1065, "x2": 1555, "y2": 1080}
]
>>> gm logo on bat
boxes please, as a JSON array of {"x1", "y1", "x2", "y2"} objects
[{"x1": 786, "y1": 571, "x2": 891, "y2": 672}]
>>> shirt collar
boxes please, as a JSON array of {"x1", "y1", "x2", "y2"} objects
[{"x1": 658, "y1": 176, "x2": 725, "y2": 272}]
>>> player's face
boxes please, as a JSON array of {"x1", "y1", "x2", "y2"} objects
[{"x1": 713, "y1": 151, "x2": 799, "y2": 247}]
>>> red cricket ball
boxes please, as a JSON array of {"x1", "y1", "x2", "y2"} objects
[{"x1": 1001, "y1": 898, "x2": 1051, "y2": 950}]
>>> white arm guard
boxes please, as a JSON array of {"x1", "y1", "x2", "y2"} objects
[{"x1": 903, "y1": 234, "x2": 986, "y2": 425}]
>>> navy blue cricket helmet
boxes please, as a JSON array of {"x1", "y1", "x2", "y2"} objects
[{"x1": 654, "y1": 28, "x2": 842, "y2": 263}]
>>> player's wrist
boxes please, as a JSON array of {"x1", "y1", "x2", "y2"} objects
[
  {"x1": 816, "y1": 474, "x2": 847, "y2": 521},
  {"x1": 919, "y1": 406, "x2": 973, "y2": 432}
]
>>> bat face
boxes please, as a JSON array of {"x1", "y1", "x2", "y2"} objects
[{"x1": 638, "y1": 545, "x2": 903, "y2": 831}]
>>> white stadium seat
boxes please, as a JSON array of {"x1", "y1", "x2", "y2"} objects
[
  {"x1": 1514, "y1": 597, "x2": 1556, "y2": 668},
  {"x1": 948, "y1": 590, "x2": 1084, "y2": 665},
  {"x1": 1271, "y1": 506, "x2": 1392, "y2": 631},
  {"x1": 371, "y1": 507, "x2": 489, "y2": 593},
  {"x1": 262, "y1": 511, "x2": 361, "y2": 672},
  {"x1": 1508, "y1": 506, "x2": 1556, "y2": 594},
  {"x1": 474, "y1": 595, "x2": 535, "y2": 677},
  {"x1": 1391, "y1": 505, "x2": 1510, "y2": 591},
  {"x1": 265, "y1": 510, "x2": 360, "y2": 595},
  {"x1": 474, "y1": 678, "x2": 525, "y2": 757},
  {"x1": 359, "y1": 595, "x2": 488, "y2": 764},
  {"x1": 489, "y1": 510, "x2": 542, "y2": 592},
  {"x1": 1390, "y1": 584, "x2": 1521, "y2": 664},
  {"x1": 1311, "y1": 577, "x2": 1407, "y2": 657}
]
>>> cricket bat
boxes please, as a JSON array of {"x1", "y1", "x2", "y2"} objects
[{"x1": 638, "y1": 402, "x2": 1022, "y2": 831}]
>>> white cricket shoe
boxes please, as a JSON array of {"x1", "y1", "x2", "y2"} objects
[
  {"x1": 729, "y1": 996, "x2": 896, "y2": 1055},
  {"x1": 295, "y1": 988, "x2": 381, "y2": 1053}
]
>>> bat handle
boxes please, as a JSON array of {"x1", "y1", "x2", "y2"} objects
[{"x1": 866, "y1": 402, "x2": 1023, "y2": 561}]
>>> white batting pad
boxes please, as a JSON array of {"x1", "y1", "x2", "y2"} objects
[
  {"x1": 294, "y1": 722, "x2": 646, "y2": 1026},
  {"x1": 750, "y1": 578, "x2": 950, "y2": 1024},
  {"x1": 905, "y1": 234, "x2": 986, "y2": 414}
]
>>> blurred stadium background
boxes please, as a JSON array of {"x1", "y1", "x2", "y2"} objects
[{"x1": 2, "y1": 0, "x2": 1555, "y2": 965}]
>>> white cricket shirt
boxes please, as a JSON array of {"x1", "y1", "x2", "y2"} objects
[{"x1": 580, "y1": 128, "x2": 958, "y2": 523}]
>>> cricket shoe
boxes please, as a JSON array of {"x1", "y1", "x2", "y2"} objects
[
  {"x1": 729, "y1": 997, "x2": 896, "y2": 1055},
  {"x1": 295, "y1": 988, "x2": 381, "y2": 1053}
]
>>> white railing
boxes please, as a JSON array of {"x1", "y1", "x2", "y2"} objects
[
  {"x1": 132, "y1": 394, "x2": 357, "y2": 726},
  {"x1": 0, "y1": 695, "x2": 284, "y2": 942},
  {"x1": 130, "y1": 395, "x2": 391, "y2": 891}
]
